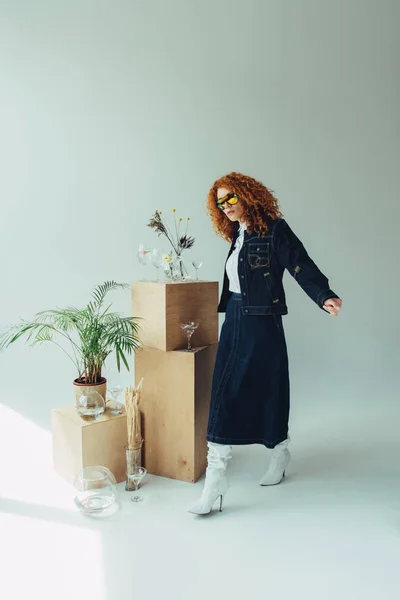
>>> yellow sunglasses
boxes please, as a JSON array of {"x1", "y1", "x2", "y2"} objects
[{"x1": 216, "y1": 193, "x2": 239, "y2": 210}]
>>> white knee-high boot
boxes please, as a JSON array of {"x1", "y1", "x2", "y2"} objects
[
  {"x1": 187, "y1": 442, "x2": 232, "y2": 515},
  {"x1": 260, "y1": 438, "x2": 290, "y2": 486}
]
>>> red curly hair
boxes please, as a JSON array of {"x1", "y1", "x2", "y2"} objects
[{"x1": 207, "y1": 172, "x2": 283, "y2": 241}]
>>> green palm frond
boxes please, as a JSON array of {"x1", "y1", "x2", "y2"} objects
[
  {"x1": 29, "y1": 323, "x2": 54, "y2": 344},
  {"x1": 0, "y1": 322, "x2": 47, "y2": 350},
  {"x1": 91, "y1": 281, "x2": 129, "y2": 308},
  {"x1": 36, "y1": 307, "x2": 83, "y2": 332},
  {"x1": 102, "y1": 319, "x2": 142, "y2": 353},
  {"x1": 102, "y1": 313, "x2": 142, "y2": 333},
  {"x1": 86, "y1": 301, "x2": 97, "y2": 315},
  {"x1": 0, "y1": 281, "x2": 141, "y2": 384}
]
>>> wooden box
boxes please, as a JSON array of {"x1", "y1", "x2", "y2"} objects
[
  {"x1": 135, "y1": 344, "x2": 218, "y2": 483},
  {"x1": 132, "y1": 280, "x2": 218, "y2": 352},
  {"x1": 51, "y1": 407, "x2": 127, "y2": 484}
]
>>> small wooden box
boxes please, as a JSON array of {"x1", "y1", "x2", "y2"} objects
[
  {"x1": 135, "y1": 344, "x2": 217, "y2": 483},
  {"x1": 51, "y1": 407, "x2": 127, "y2": 484},
  {"x1": 132, "y1": 280, "x2": 219, "y2": 352}
]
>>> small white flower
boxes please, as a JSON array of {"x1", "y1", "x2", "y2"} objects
[{"x1": 162, "y1": 253, "x2": 173, "y2": 264}]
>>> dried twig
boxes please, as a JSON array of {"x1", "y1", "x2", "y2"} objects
[{"x1": 147, "y1": 210, "x2": 195, "y2": 255}]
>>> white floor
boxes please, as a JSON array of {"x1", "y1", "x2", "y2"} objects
[{"x1": 1, "y1": 402, "x2": 400, "y2": 600}]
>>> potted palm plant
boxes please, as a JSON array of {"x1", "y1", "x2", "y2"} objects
[{"x1": 0, "y1": 281, "x2": 141, "y2": 405}]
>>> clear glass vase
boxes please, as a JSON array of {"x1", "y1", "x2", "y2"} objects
[
  {"x1": 164, "y1": 262, "x2": 174, "y2": 281},
  {"x1": 125, "y1": 443, "x2": 144, "y2": 491},
  {"x1": 172, "y1": 254, "x2": 189, "y2": 281}
]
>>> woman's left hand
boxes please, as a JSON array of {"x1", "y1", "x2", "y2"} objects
[{"x1": 323, "y1": 297, "x2": 342, "y2": 316}]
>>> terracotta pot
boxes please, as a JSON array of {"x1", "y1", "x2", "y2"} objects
[{"x1": 73, "y1": 377, "x2": 107, "y2": 406}]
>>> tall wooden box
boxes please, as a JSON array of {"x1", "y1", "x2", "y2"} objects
[
  {"x1": 132, "y1": 280, "x2": 218, "y2": 352},
  {"x1": 51, "y1": 407, "x2": 127, "y2": 484},
  {"x1": 135, "y1": 344, "x2": 218, "y2": 483}
]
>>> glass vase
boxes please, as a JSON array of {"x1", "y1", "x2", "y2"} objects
[
  {"x1": 164, "y1": 262, "x2": 174, "y2": 281},
  {"x1": 125, "y1": 443, "x2": 143, "y2": 491},
  {"x1": 172, "y1": 254, "x2": 189, "y2": 281}
]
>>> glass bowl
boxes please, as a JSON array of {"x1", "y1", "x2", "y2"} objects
[
  {"x1": 73, "y1": 466, "x2": 117, "y2": 513},
  {"x1": 76, "y1": 391, "x2": 105, "y2": 421}
]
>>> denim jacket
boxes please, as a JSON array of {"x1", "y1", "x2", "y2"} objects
[{"x1": 217, "y1": 218, "x2": 339, "y2": 315}]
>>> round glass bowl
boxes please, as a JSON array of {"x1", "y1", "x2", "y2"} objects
[
  {"x1": 76, "y1": 391, "x2": 105, "y2": 421},
  {"x1": 73, "y1": 466, "x2": 117, "y2": 513}
]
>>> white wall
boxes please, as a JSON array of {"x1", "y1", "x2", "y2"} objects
[{"x1": 0, "y1": 0, "x2": 399, "y2": 435}]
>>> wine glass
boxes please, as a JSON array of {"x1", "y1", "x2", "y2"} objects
[
  {"x1": 107, "y1": 384, "x2": 124, "y2": 415},
  {"x1": 192, "y1": 259, "x2": 203, "y2": 280},
  {"x1": 151, "y1": 248, "x2": 164, "y2": 281},
  {"x1": 180, "y1": 321, "x2": 199, "y2": 352},
  {"x1": 137, "y1": 244, "x2": 151, "y2": 280}
]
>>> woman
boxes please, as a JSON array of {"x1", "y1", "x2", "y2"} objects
[{"x1": 188, "y1": 172, "x2": 342, "y2": 515}]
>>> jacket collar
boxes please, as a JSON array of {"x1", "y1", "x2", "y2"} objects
[{"x1": 231, "y1": 218, "x2": 276, "y2": 245}]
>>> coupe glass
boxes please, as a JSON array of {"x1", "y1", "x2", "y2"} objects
[
  {"x1": 151, "y1": 248, "x2": 164, "y2": 281},
  {"x1": 73, "y1": 466, "x2": 117, "y2": 513},
  {"x1": 137, "y1": 244, "x2": 151, "y2": 280},
  {"x1": 192, "y1": 259, "x2": 203, "y2": 280},
  {"x1": 180, "y1": 321, "x2": 199, "y2": 352}
]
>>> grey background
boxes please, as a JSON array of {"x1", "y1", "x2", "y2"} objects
[{"x1": 0, "y1": 0, "x2": 398, "y2": 439}]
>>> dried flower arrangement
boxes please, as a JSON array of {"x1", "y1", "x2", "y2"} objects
[{"x1": 147, "y1": 210, "x2": 195, "y2": 278}]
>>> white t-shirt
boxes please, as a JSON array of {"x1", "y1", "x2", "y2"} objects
[{"x1": 226, "y1": 222, "x2": 247, "y2": 293}]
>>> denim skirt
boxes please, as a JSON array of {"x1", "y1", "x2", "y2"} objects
[{"x1": 206, "y1": 293, "x2": 290, "y2": 448}]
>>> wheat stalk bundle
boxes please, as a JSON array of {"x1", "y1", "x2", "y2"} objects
[{"x1": 125, "y1": 378, "x2": 144, "y2": 450}]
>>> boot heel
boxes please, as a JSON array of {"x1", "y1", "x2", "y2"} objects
[{"x1": 219, "y1": 495, "x2": 223, "y2": 512}]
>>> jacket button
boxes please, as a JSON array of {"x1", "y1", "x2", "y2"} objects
[
  {"x1": 241, "y1": 275, "x2": 244, "y2": 279},
  {"x1": 243, "y1": 292, "x2": 246, "y2": 296},
  {"x1": 245, "y1": 309, "x2": 248, "y2": 313},
  {"x1": 240, "y1": 258, "x2": 243, "y2": 262}
]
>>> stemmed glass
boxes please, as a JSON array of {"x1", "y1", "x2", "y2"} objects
[
  {"x1": 128, "y1": 467, "x2": 147, "y2": 504},
  {"x1": 180, "y1": 321, "x2": 199, "y2": 352},
  {"x1": 106, "y1": 385, "x2": 124, "y2": 415},
  {"x1": 192, "y1": 259, "x2": 203, "y2": 280},
  {"x1": 151, "y1": 249, "x2": 164, "y2": 281},
  {"x1": 137, "y1": 244, "x2": 151, "y2": 280}
]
